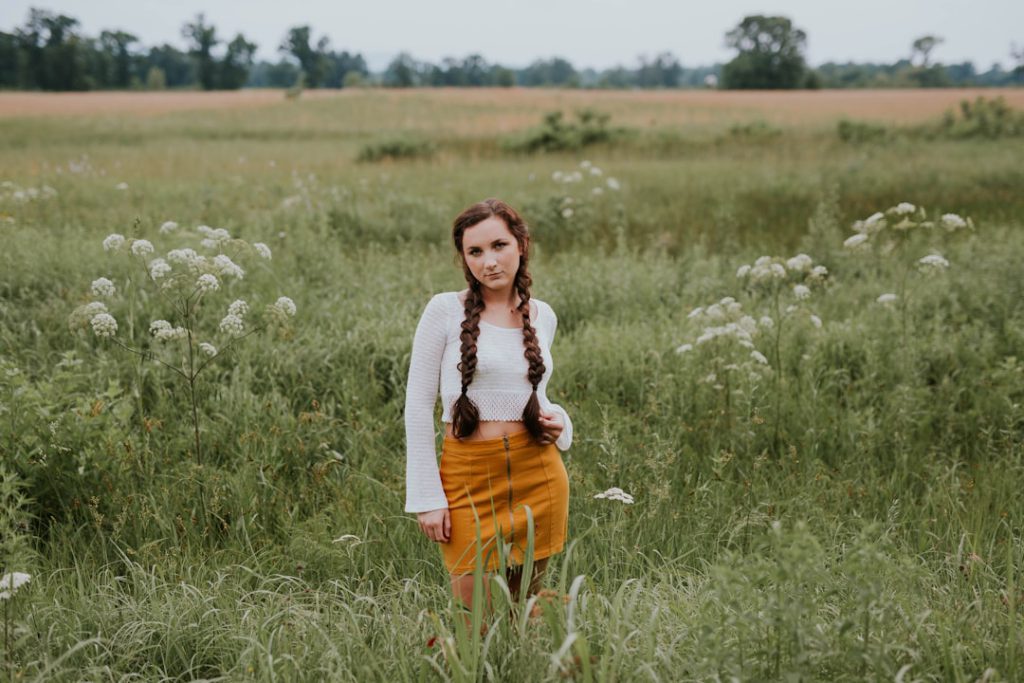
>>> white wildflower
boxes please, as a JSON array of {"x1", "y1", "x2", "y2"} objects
[
  {"x1": 594, "y1": 486, "x2": 634, "y2": 504},
  {"x1": 196, "y1": 225, "x2": 231, "y2": 241},
  {"x1": 606, "y1": 177, "x2": 620, "y2": 191},
  {"x1": 199, "y1": 342, "x2": 217, "y2": 357},
  {"x1": 114, "y1": 182, "x2": 129, "y2": 190},
  {"x1": 876, "y1": 293, "x2": 898, "y2": 305},
  {"x1": 754, "y1": 256, "x2": 772, "y2": 266},
  {"x1": 579, "y1": 160, "x2": 592, "y2": 169},
  {"x1": 785, "y1": 254, "x2": 813, "y2": 273},
  {"x1": 167, "y1": 248, "x2": 200, "y2": 266},
  {"x1": 561, "y1": 208, "x2": 574, "y2": 219},
  {"x1": 150, "y1": 320, "x2": 187, "y2": 341},
  {"x1": 90, "y1": 313, "x2": 117, "y2": 338},
  {"x1": 219, "y1": 314, "x2": 245, "y2": 337},
  {"x1": 102, "y1": 233, "x2": 125, "y2": 252},
  {"x1": 918, "y1": 253, "x2": 950, "y2": 272},
  {"x1": 159, "y1": 221, "x2": 178, "y2": 234},
  {"x1": 591, "y1": 187, "x2": 604, "y2": 196},
  {"x1": 213, "y1": 254, "x2": 244, "y2": 279},
  {"x1": 273, "y1": 296, "x2": 297, "y2": 318},
  {"x1": 589, "y1": 166, "x2": 603, "y2": 176},
  {"x1": 843, "y1": 233, "x2": 869, "y2": 249},
  {"x1": 809, "y1": 265, "x2": 828, "y2": 281},
  {"x1": 736, "y1": 264, "x2": 751, "y2": 278},
  {"x1": 90, "y1": 277, "x2": 115, "y2": 298},
  {"x1": 130, "y1": 239, "x2": 154, "y2": 256},
  {"x1": 892, "y1": 202, "x2": 916, "y2": 215},
  {"x1": 228, "y1": 299, "x2": 249, "y2": 317},
  {"x1": 675, "y1": 343, "x2": 693, "y2": 354},
  {"x1": 809, "y1": 314, "x2": 822, "y2": 328},
  {"x1": 0, "y1": 572, "x2": 31, "y2": 600},
  {"x1": 552, "y1": 171, "x2": 564, "y2": 182},
  {"x1": 705, "y1": 304, "x2": 724, "y2": 320},
  {"x1": 940, "y1": 213, "x2": 967, "y2": 231},
  {"x1": 148, "y1": 258, "x2": 171, "y2": 279},
  {"x1": 196, "y1": 274, "x2": 219, "y2": 293},
  {"x1": 253, "y1": 242, "x2": 272, "y2": 259},
  {"x1": 793, "y1": 284, "x2": 811, "y2": 300},
  {"x1": 751, "y1": 350, "x2": 768, "y2": 365},
  {"x1": 687, "y1": 306, "x2": 704, "y2": 319},
  {"x1": 759, "y1": 316, "x2": 774, "y2": 328}
]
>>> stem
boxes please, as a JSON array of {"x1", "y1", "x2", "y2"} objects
[
  {"x1": 185, "y1": 304, "x2": 201, "y2": 467},
  {"x1": 771, "y1": 287, "x2": 784, "y2": 457}
]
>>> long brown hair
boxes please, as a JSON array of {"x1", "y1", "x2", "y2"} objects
[{"x1": 450, "y1": 198, "x2": 546, "y2": 440}]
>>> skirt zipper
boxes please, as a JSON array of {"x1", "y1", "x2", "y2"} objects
[{"x1": 503, "y1": 434, "x2": 514, "y2": 546}]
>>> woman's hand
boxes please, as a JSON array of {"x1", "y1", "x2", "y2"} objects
[
  {"x1": 536, "y1": 409, "x2": 564, "y2": 446},
  {"x1": 417, "y1": 507, "x2": 450, "y2": 543}
]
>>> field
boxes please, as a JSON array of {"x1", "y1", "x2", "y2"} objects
[{"x1": 1, "y1": 87, "x2": 1023, "y2": 681}]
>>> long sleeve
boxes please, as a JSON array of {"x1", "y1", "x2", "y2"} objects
[
  {"x1": 403, "y1": 294, "x2": 451, "y2": 513},
  {"x1": 544, "y1": 302, "x2": 573, "y2": 451}
]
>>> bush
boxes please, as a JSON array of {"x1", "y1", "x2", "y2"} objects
[
  {"x1": 355, "y1": 138, "x2": 435, "y2": 163},
  {"x1": 506, "y1": 108, "x2": 626, "y2": 153},
  {"x1": 837, "y1": 118, "x2": 889, "y2": 144},
  {"x1": 934, "y1": 96, "x2": 1024, "y2": 139}
]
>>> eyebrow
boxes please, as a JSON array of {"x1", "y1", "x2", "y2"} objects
[{"x1": 467, "y1": 239, "x2": 508, "y2": 249}]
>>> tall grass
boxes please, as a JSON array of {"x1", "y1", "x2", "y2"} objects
[{"x1": 0, "y1": 91, "x2": 1022, "y2": 680}]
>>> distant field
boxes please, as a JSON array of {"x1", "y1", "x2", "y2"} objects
[{"x1": 3, "y1": 87, "x2": 1023, "y2": 128}]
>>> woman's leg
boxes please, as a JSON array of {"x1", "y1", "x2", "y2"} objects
[
  {"x1": 450, "y1": 571, "x2": 493, "y2": 635},
  {"x1": 506, "y1": 557, "x2": 549, "y2": 603}
]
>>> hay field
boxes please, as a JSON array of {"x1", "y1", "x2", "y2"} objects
[{"x1": 1, "y1": 87, "x2": 1023, "y2": 680}]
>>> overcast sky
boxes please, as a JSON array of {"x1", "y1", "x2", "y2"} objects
[{"x1": 3, "y1": 1, "x2": 1021, "y2": 71}]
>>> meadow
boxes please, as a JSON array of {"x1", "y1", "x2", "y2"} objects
[{"x1": 1, "y1": 87, "x2": 1023, "y2": 681}]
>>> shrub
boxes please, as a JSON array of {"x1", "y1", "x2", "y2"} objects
[{"x1": 355, "y1": 138, "x2": 435, "y2": 163}]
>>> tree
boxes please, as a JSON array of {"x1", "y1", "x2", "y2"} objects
[
  {"x1": 383, "y1": 52, "x2": 418, "y2": 87},
  {"x1": 721, "y1": 15, "x2": 808, "y2": 89},
  {"x1": 99, "y1": 30, "x2": 138, "y2": 88},
  {"x1": 182, "y1": 14, "x2": 218, "y2": 90},
  {"x1": 279, "y1": 26, "x2": 329, "y2": 87},
  {"x1": 219, "y1": 34, "x2": 256, "y2": 89},
  {"x1": 911, "y1": 35, "x2": 943, "y2": 67}
]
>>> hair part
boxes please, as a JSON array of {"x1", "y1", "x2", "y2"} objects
[{"x1": 450, "y1": 198, "x2": 546, "y2": 441}]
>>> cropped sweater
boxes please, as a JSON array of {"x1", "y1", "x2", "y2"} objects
[{"x1": 403, "y1": 291, "x2": 574, "y2": 513}]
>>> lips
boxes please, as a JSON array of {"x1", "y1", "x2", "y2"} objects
[{"x1": 486, "y1": 272, "x2": 502, "y2": 279}]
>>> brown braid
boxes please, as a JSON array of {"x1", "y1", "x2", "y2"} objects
[
  {"x1": 514, "y1": 266, "x2": 547, "y2": 440},
  {"x1": 450, "y1": 198, "x2": 546, "y2": 440},
  {"x1": 451, "y1": 277, "x2": 484, "y2": 438}
]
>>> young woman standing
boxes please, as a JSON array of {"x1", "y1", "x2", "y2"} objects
[{"x1": 404, "y1": 198, "x2": 573, "y2": 615}]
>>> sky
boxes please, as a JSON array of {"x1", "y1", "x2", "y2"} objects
[{"x1": 2, "y1": 0, "x2": 1022, "y2": 72}]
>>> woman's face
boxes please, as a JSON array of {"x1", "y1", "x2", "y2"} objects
[{"x1": 461, "y1": 216, "x2": 522, "y2": 292}]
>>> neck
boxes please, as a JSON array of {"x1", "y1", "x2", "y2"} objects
[{"x1": 478, "y1": 284, "x2": 520, "y2": 312}]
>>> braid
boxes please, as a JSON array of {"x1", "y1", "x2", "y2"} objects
[
  {"x1": 515, "y1": 268, "x2": 547, "y2": 441},
  {"x1": 451, "y1": 278, "x2": 484, "y2": 438}
]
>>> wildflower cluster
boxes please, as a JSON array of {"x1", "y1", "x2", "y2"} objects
[
  {"x1": 677, "y1": 297, "x2": 773, "y2": 386},
  {"x1": 594, "y1": 487, "x2": 634, "y2": 504},
  {"x1": 735, "y1": 252, "x2": 828, "y2": 329},
  {"x1": 72, "y1": 221, "x2": 296, "y2": 465},
  {"x1": 545, "y1": 160, "x2": 621, "y2": 220},
  {"x1": 0, "y1": 181, "x2": 58, "y2": 204}
]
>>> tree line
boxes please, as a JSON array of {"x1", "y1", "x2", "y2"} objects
[{"x1": 1, "y1": 9, "x2": 1021, "y2": 91}]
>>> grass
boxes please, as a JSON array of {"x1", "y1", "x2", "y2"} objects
[{"x1": 0, "y1": 88, "x2": 1022, "y2": 680}]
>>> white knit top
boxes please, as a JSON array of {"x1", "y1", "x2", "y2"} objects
[{"x1": 403, "y1": 291, "x2": 574, "y2": 513}]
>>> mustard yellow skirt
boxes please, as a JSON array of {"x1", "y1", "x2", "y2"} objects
[{"x1": 439, "y1": 429, "x2": 569, "y2": 575}]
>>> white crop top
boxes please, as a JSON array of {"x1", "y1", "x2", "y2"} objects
[{"x1": 403, "y1": 291, "x2": 574, "y2": 512}]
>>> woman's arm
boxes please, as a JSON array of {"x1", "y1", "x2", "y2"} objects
[
  {"x1": 543, "y1": 301, "x2": 573, "y2": 451},
  {"x1": 403, "y1": 294, "x2": 450, "y2": 513}
]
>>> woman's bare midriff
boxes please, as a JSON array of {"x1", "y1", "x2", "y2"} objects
[{"x1": 445, "y1": 420, "x2": 527, "y2": 441}]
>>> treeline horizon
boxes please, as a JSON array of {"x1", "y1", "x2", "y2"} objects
[{"x1": 2, "y1": 7, "x2": 1023, "y2": 92}]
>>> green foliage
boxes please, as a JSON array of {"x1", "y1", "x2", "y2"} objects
[
  {"x1": 934, "y1": 96, "x2": 1024, "y2": 139},
  {"x1": 355, "y1": 137, "x2": 435, "y2": 163},
  {"x1": 722, "y1": 14, "x2": 809, "y2": 89},
  {"x1": 837, "y1": 118, "x2": 889, "y2": 144},
  {"x1": 507, "y1": 109, "x2": 625, "y2": 153}
]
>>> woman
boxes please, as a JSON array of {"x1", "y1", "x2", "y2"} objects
[{"x1": 404, "y1": 198, "x2": 573, "y2": 616}]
